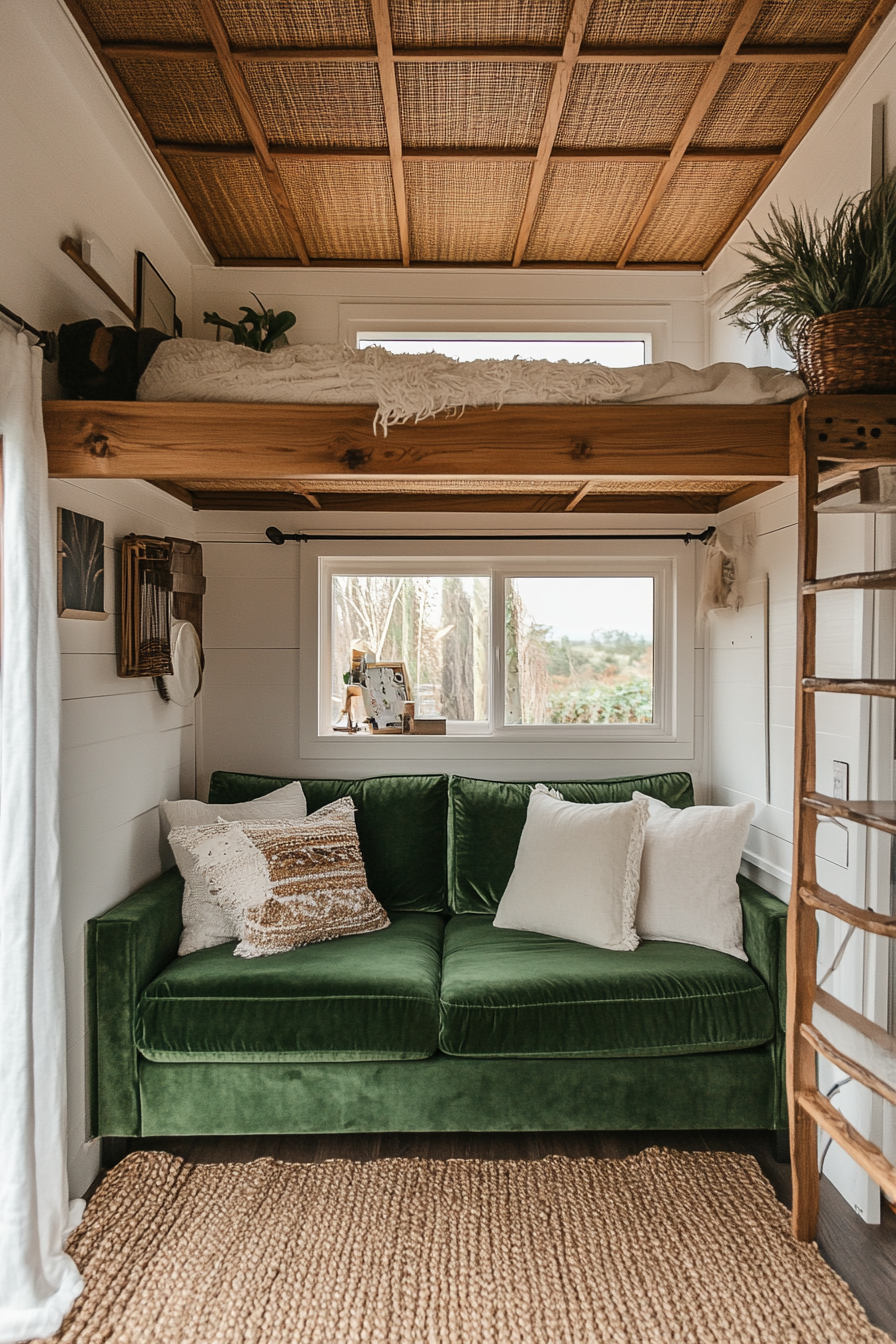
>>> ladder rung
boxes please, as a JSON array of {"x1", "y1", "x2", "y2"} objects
[
  {"x1": 803, "y1": 792, "x2": 896, "y2": 835},
  {"x1": 802, "y1": 677, "x2": 896, "y2": 697},
  {"x1": 796, "y1": 1087, "x2": 896, "y2": 1202},
  {"x1": 800, "y1": 882, "x2": 896, "y2": 936},
  {"x1": 803, "y1": 568, "x2": 896, "y2": 594},
  {"x1": 808, "y1": 988, "x2": 896, "y2": 1106}
]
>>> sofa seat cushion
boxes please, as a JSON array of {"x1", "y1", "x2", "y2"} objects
[
  {"x1": 439, "y1": 916, "x2": 775, "y2": 1059},
  {"x1": 136, "y1": 912, "x2": 444, "y2": 1062}
]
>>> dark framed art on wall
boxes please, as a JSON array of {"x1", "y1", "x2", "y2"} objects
[
  {"x1": 135, "y1": 252, "x2": 179, "y2": 336},
  {"x1": 57, "y1": 508, "x2": 107, "y2": 620}
]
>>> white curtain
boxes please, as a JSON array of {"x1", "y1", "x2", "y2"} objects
[{"x1": 0, "y1": 327, "x2": 83, "y2": 1341}]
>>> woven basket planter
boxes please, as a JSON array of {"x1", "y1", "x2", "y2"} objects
[{"x1": 796, "y1": 307, "x2": 896, "y2": 394}]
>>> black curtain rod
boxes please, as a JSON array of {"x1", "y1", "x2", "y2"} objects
[
  {"x1": 0, "y1": 302, "x2": 57, "y2": 359},
  {"x1": 266, "y1": 525, "x2": 716, "y2": 546}
]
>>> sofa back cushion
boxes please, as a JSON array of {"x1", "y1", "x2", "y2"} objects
[
  {"x1": 448, "y1": 773, "x2": 695, "y2": 915},
  {"x1": 208, "y1": 772, "x2": 448, "y2": 913}
]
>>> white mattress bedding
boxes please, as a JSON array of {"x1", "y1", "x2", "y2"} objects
[{"x1": 137, "y1": 339, "x2": 806, "y2": 433}]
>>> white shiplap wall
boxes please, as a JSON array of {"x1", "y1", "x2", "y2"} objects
[
  {"x1": 194, "y1": 508, "x2": 706, "y2": 796},
  {"x1": 52, "y1": 478, "x2": 196, "y2": 1195}
]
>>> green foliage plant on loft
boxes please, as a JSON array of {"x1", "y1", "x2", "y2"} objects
[
  {"x1": 202, "y1": 294, "x2": 296, "y2": 352},
  {"x1": 722, "y1": 168, "x2": 896, "y2": 393}
]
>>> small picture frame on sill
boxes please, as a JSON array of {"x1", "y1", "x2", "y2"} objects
[
  {"x1": 57, "y1": 508, "x2": 108, "y2": 620},
  {"x1": 135, "y1": 251, "x2": 177, "y2": 336}
]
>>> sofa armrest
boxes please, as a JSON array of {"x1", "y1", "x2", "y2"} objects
[
  {"x1": 739, "y1": 875, "x2": 788, "y2": 1029},
  {"x1": 87, "y1": 868, "x2": 184, "y2": 1137},
  {"x1": 739, "y1": 875, "x2": 789, "y2": 1130}
]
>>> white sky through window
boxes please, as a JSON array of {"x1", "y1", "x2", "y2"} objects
[
  {"x1": 511, "y1": 577, "x2": 654, "y2": 641},
  {"x1": 357, "y1": 338, "x2": 646, "y2": 366}
]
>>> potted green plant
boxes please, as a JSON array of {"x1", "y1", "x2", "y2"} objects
[
  {"x1": 202, "y1": 294, "x2": 296, "y2": 352},
  {"x1": 723, "y1": 168, "x2": 896, "y2": 394}
]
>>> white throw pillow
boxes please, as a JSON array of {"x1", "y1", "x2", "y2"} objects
[
  {"x1": 632, "y1": 792, "x2": 755, "y2": 960},
  {"x1": 161, "y1": 781, "x2": 308, "y2": 952},
  {"x1": 493, "y1": 786, "x2": 648, "y2": 952},
  {"x1": 160, "y1": 779, "x2": 307, "y2": 835}
]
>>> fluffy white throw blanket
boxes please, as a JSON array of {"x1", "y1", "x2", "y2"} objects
[{"x1": 138, "y1": 340, "x2": 806, "y2": 433}]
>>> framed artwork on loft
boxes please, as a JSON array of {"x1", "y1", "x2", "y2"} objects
[
  {"x1": 135, "y1": 251, "x2": 180, "y2": 336},
  {"x1": 57, "y1": 508, "x2": 107, "y2": 620}
]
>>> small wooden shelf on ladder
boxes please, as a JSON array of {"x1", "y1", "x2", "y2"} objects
[{"x1": 790, "y1": 395, "x2": 896, "y2": 1241}]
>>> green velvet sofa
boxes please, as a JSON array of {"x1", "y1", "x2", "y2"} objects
[{"x1": 87, "y1": 770, "x2": 788, "y2": 1144}]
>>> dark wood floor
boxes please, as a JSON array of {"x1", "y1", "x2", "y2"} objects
[{"x1": 97, "y1": 1129, "x2": 896, "y2": 1340}]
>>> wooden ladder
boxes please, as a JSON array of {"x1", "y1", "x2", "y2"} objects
[{"x1": 790, "y1": 395, "x2": 896, "y2": 1240}]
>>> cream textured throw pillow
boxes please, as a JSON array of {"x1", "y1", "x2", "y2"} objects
[
  {"x1": 170, "y1": 797, "x2": 389, "y2": 958},
  {"x1": 160, "y1": 779, "x2": 307, "y2": 834},
  {"x1": 162, "y1": 781, "x2": 308, "y2": 953},
  {"x1": 632, "y1": 792, "x2": 754, "y2": 960},
  {"x1": 493, "y1": 786, "x2": 648, "y2": 951}
]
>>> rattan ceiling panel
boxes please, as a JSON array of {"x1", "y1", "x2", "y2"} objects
[
  {"x1": 397, "y1": 63, "x2": 553, "y2": 149},
  {"x1": 524, "y1": 161, "x2": 660, "y2": 262},
  {"x1": 242, "y1": 62, "x2": 388, "y2": 148},
  {"x1": 583, "y1": 1, "x2": 742, "y2": 48},
  {"x1": 630, "y1": 160, "x2": 769, "y2": 263},
  {"x1": 279, "y1": 160, "x2": 400, "y2": 259},
  {"x1": 77, "y1": 0, "x2": 206, "y2": 43},
  {"x1": 218, "y1": 0, "x2": 375, "y2": 49},
  {"x1": 745, "y1": 0, "x2": 877, "y2": 45},
  {"x1": 389, "y1": 1, "x2": 569, "y2": 49},
  {"x1": 171, "y1": 156, "x2": 299, "y2": 258},
  {"x1": 406, "y1": 161, "x2": 530, "y2": 262},
  {"x1": 556, "y1": 64, "x2": 707, "y2": 149},
  {"x1": 112, "y1": 58, "x2": 246, "y2": 145},
  {"x1": 692, "y1": 62, "x2": 836, "y2": 148}
]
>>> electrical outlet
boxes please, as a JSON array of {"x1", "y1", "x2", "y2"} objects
[{"x1": 832, "y1": 760, "x2": 849, "y2": 800}]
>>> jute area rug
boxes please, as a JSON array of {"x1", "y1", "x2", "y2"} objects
[{"x1": 41, "y1": 1147, "x2": 886, "y2": 1344}]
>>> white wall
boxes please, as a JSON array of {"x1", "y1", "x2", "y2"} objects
[
  {"x1": 195, "y1": 508, "x2": 707, "y2": 798},
  {"x1": 707, "y1": 7, "x2": 896, "y2": 365},
  {"x1": 0, "y1": 0, "x2": 210, "y2": 1195},
  {"x1": 0, "y1": 0, "x2": 209, "y2": 382},
  {"x1": 193, "y1": 266, "x2": 706, "y2": 367},
  {"x1": 53, "y1": 480, "x2": 196, "y2": 1196}
]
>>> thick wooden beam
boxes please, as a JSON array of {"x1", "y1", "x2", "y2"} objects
[
  {"x1": 44, "y1": 401, "x2": 792, "y2": 481},
  {"x1": 370, "y1": 0, "x2": 410, "y2": 266},
  {"x1": 60, "y1": 0, "x2": 220, "y2": 261},
  {"x1": 615, "y1": 0, "x2": 765, "y2": 267},
  {"x1": 100, "y1": 41, "x2": 851, "y2": 66},
  {"x1": 169, "y1": 489, "x2": 723, "y2": 514},
  {"x1": 702, "y1": 0, "x2": 896, "y2": 267},
  {"x1": 511, "y1": 0, "x2": 593, "y2": 267},
  {"x1": 194, "y1": 0, "x2": 311, "y2": 264}
]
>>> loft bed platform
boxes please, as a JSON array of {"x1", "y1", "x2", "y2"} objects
[{"x1": 43, "y1": 396, "x2": 893, "y2": 514}]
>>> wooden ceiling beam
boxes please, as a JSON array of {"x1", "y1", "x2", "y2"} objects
[
  {"x1": 60, "y1": 0, "x2": 221, "y2": 262},
  {"x1": 100, "y1": 41, "x2": 850, "y2": 66},
  {"x1": 217, "y1": 256, "x2": 705, "y2": 270},
  {"x1": 370, "y1": 0, "x2": 411, "y2": 266},
  {"x1": 194, "y1": 0, "x2": 311, "y2": 265},
  {"x1": 511, "y1": 0, "x2": 595, "y2": 267},
  {"x1": 701, "y1": 0, "x2": 896, "y2": 268},
  {"x1": 43, "y1": 401, "x2": 792, "y2": 481},
  {"x1": 614, "y1": 0, "x2": 766, "y2": 268},
  {"x1": 158, "y1": 143, "x2": 781, "y2": 163}
]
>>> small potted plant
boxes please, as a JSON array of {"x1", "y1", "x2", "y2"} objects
[
  {"x1": 203, "y1": 294, "x2": 296, "y2": 351},
  {"x1": 723, "y1": 168, "x2": 896, "y2": 394}
]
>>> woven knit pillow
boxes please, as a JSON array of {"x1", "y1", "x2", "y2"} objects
[
  {"x1": 233, "y1": 803, "x2": 389, "y2": 958},
  {"x1": 169, "y1": 797, "x2": 387, "y2": 956}
]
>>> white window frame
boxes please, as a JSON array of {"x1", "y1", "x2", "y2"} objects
[{"x1": 300, "y1": 539, "x2": 695, "y2": 764}]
